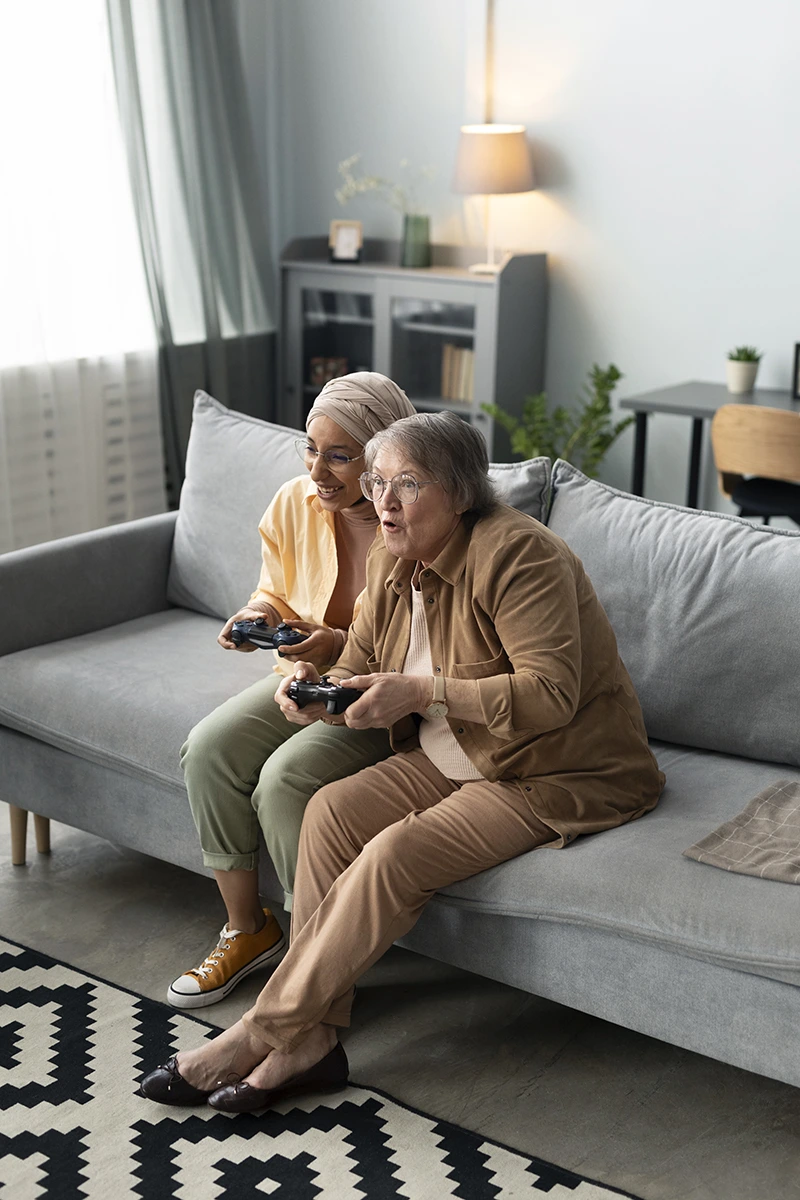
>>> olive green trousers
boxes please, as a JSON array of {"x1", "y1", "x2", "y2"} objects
[{"x1": 181, "y1": 673, "x2": 392, "y2": 908}]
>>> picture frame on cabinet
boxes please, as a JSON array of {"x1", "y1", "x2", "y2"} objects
[
  {"x1": 329, "y1": 219, "x2": 363, "y2": 263},
  {"x1": 792, "y1": 344, "x2": 800, "y2": 401}
]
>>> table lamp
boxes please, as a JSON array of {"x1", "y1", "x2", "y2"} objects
[{"x1": 452, "y1": 124, "x2": 534, "y2": 274}]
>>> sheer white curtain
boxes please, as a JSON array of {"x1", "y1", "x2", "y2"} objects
[
  {"x1": 0, "y1": 0, "x2": 166, "y2": 554},
  {"x1": 106, "y1": 0, "x2": 276, "y2": 493}
]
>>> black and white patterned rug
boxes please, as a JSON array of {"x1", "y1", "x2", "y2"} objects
[{"x1": 0, "y1": 937, "x2": 643, "y2": 1199}]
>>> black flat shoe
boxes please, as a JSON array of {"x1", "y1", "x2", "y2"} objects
[
  {"x1": 137, "y1": 1056, "x2": 224, "y2": 1106},
  {"x1": 208, "y1": 1041, "x2": 349, "y2": 1114}
]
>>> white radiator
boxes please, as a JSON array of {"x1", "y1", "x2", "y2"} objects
[{"x1": 0, "y1": 350, "x2": 166, "y2": 554}]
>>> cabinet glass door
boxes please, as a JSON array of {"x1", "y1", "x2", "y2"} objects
[
  {"x1": 301, "y1": 287, "x2": 373, "y2": 415},
  {"x1": 390, "y1": 297, "x2": 476, "y2": 413}
]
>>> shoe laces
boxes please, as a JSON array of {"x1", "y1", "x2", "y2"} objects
[{"x1": 191, "y1": 924, "x2": 243, "y2": 980}]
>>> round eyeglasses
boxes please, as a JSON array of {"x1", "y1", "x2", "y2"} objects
[
  {"x1": 359, "y1": 471, "x2": 440, "y2": 505},
  {"x1": 295, "y1": 439, "x2": 364, "y2": 471}
]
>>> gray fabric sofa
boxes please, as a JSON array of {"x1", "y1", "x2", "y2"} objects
[{"x1": 3, "y1": 392, "x2": 800, "y2": 1089}]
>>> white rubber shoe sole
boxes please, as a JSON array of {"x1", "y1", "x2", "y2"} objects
[{"x1": 167, "y1": 932, "x2": 287, "y2": 1009}]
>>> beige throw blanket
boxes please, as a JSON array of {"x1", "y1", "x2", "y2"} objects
[{"x1": 684, "y1": 781, "x2": 800, "y2": 883}]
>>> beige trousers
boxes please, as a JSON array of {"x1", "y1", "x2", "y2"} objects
[{"x1": 241, "y1": 748, "x2": 556, "y2": 1053}]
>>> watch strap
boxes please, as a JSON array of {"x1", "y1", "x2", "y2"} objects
[{"x1": 432, "y1": 675, "x2": 446, "y2": 704}]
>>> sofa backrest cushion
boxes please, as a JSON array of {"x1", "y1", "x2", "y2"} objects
[
  {"x1": 168, "y1": 391, "x2": 552, "y2": 620},
  {"x1": 487, "y1": 457, "x2": 551, "y2": 520},
  {"x1": 546, "y1": 459, "x2": 800, "y2": 767},
  {"x1": 167, "y1": 392, "x2": 302, "y2": 619}
]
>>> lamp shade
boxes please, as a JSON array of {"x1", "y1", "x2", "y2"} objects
[{"x1": 452, "y1": 124, "x2": 534, "y2": 195}]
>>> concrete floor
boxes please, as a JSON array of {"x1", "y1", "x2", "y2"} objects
[{"x1": 3, "y1": 819, "x2": 800, "y2": 1200}]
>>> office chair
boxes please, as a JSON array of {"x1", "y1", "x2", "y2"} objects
[{"x1": 711, "y1": 404, "x2": 800, "y2": 527}]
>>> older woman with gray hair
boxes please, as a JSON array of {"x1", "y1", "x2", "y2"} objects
[
  {"x1": 142, "y1": 411, "x2": 664, "y2": 1109},
  {"x1": 168, "y1": 372, "x2": 415, "y2": 1011}
]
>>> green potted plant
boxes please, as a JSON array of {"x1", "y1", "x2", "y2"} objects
[
  {"x1": 482, "y1": 364, "x2": 632, "y2": 477},
  {"x1": 726, "y1": 346, "x2": 762, "y2": 396},
  {"x1": 335, "y1": 154, "x2": 434, "y2": 268}
]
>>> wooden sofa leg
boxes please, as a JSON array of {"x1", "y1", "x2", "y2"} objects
[
  {"x1": 9, "y1": 805, "x2": 28, "y2": 866},
  {"x1": 34, "y1": 814, "x2": 51, "y2": 855}
]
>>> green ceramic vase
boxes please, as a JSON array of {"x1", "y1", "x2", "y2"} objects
[{"x1": 401, "y1": 214, "x2": 431, "y2": 268}]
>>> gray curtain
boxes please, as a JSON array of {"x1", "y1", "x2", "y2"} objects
[{"x1": 106, "y1": 0, "x2": 276, "y2": 496}]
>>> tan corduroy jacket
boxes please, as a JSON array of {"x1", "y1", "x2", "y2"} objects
[{"x1": 332, "y1": 504, "x2": 665, "y2": 846}]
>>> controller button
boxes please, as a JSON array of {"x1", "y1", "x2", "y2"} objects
[{"x1": 254, "y1": 617, "x2": 265, "y2": 625}]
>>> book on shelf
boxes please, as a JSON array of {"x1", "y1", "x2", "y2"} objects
[{"x1": 440, "y1": 344, "x2": 474, "y2": 403}]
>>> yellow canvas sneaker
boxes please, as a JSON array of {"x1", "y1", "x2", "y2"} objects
[{"x1": 167, "y1": 909, "x2": 286, "y2": 1009}]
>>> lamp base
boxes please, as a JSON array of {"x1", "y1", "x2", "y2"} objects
[{"x1": 468, "y1": 261, "x2": 502, "y2": 275}]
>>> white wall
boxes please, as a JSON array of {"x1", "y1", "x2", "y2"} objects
[{"x1": 238, "y1": 0, "x2": 800, "y2": 507}]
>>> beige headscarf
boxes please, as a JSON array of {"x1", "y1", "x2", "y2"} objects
[{"x1": 306, "y1": 372, "x2": 416, "y2": 446}]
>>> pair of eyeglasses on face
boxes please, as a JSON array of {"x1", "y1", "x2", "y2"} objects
[
  {"x1": 359, "y1": 471, "x2": 439, "y2": 505},
  {"x1": 295, "y1": 439, "x2": 364, "y2": 470}
]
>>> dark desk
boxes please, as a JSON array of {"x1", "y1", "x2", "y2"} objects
[{"x1": 619, "y1": 381, "x2": 799, "y2": 508}]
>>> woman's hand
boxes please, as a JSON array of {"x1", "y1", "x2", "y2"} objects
[
  {"x1": 276, "y1": 621, "x2": 342, "y2": 671},
  {"x1": 275, "y1": 662, "x2": 329, "y2": 726},
  {"x1": 342, "y1": 674, "x2": 428, "y2": 730},
  {"x1": 218, "y1": 602, "x2": 281, "y2": 651}
]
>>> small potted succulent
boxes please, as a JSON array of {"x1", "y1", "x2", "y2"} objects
[{"x1": 726, "y1": 346, "x2": 762, "y2": 395}]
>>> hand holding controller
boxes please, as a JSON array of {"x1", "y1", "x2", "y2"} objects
[
  {"x1": 230, "y1": 618, "x2": 308, "y2": 651},
  {"x1": 286, "y1": 675, "x2": 362, "y2": 715}
]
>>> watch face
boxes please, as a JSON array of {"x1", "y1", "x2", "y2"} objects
[{"x1": 426, "y1": 701, "x2": 449, "y2": 719}]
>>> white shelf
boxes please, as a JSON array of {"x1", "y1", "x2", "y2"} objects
[
  {"x1": 397, "y1": 321, "x2": 475, "y2": 338},
  {"x1": 303, "y1": 313, "x2": 373, "y2": 327}
]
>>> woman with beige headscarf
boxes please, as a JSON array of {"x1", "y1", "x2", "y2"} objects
[{"x1": 168, "y1": 373, "x2": 415, "y2": 1011}]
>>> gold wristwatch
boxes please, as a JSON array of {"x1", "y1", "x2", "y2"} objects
[{"x1": 425, "y1": 675, "x2": 449, "y2": 719}]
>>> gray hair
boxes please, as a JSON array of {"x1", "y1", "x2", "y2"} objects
[{"x1": 365, "y1": 412, "x2": 498, "y2": 518}]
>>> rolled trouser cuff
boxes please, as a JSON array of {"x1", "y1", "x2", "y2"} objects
[
  {"x1": 241, "y1": 1008, "x2": 292, "y2": 1053},
  {"x1": 241, "y1": 985, "x2": 354, "y2": 1054},
  {"x1": 241, "y1": 1008, "x2": 341, "y2": 1055},
  {"x1": 201, "y1": 850, "x2": 259, "y2": 871}
]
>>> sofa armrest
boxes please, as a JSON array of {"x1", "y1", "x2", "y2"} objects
[{"x1": 0, "y1": 511, "x2": 178, "y2": 657}]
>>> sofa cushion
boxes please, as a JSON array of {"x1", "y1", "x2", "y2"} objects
[
  {"x1": 546, "y1": 460, "x2": 800, "y2": 767},
  {"x1": 437, "y1": 742, "x2": 800, "y2": 986},
  {"x1": 487, "y1": 456, "x2": 550, "y2": 520},
  {"x1": 0, "y1": 610, "x2": 271, "y2": 790},
  {"x1": 167, "y1": 392, "x2": 303, "y2": 620}
]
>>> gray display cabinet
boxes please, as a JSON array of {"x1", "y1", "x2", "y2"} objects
[{"x1": 280, "y1": 237, "x2": 547, "y2": 457}]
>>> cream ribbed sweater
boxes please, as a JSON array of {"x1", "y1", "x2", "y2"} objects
[{"x1": 402, "y1": 587, "x2": 484, "y2": 782}]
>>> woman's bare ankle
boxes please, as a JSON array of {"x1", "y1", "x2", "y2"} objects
[
  {"x1": 177, "y1": 1022, "x2": 271, "y2": 1088},
  {"x1": 226, "y1": 910, "x2": 266, "y2": 935},
  {"x1": 318, "y1": 1023, "x2": 338, "y2": 1052}
]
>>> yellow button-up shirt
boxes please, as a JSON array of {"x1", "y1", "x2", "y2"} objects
[
  {"x1": 333, "y1": 504, "x2": 665, "y2": 845},
  {"x1": 249, "y1": 475, "x2": 366, "y2": 676}
]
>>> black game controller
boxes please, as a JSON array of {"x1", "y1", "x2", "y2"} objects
[
  {"x1": 287, "y1": 675, "x2": 362, "y2": 715},
  {"x1": 230, "y1": 618, "x2": 308, "y2": 651}
]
